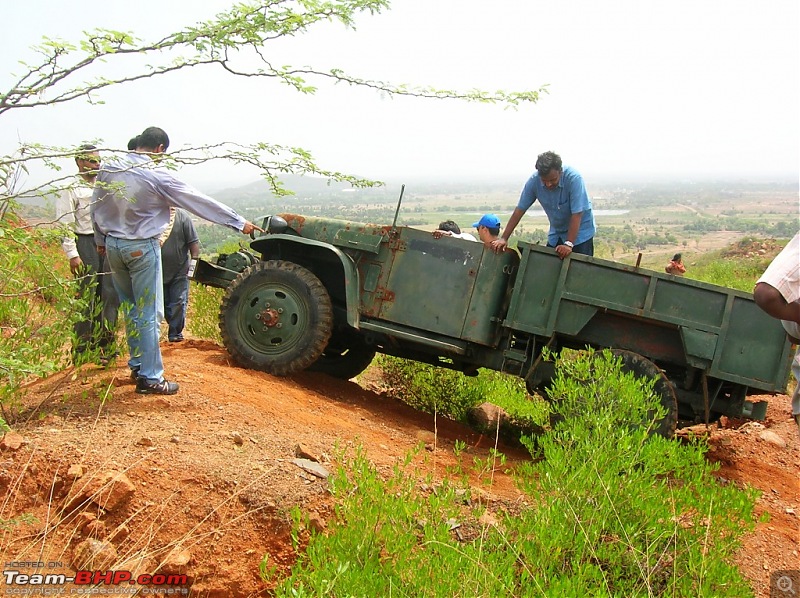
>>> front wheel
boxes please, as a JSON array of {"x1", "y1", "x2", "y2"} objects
[
  {"x1": 219, "y1": 260, "x2": 333, "y2": 376},
  {"x1": 309, "y1": 334, "x2": 376, "y2": 380}
]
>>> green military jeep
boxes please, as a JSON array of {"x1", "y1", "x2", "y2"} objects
[{"x1": 194, "y1": 213, "x2": 792, "y2": 437}]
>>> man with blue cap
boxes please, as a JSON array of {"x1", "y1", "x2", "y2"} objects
[{"x1": 472, "y1": 214, "x2": 502, "y2": 247}]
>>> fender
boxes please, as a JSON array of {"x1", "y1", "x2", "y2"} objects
[{"x1": 250, "y1": 235, "x2": 362, "y2": 328}]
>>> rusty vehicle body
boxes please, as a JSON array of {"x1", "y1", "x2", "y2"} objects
[{"x1": 193, "y1": 213, "x2": 792, "y2": 436}]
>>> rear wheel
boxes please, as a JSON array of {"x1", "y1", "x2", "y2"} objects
[
  {"x1": 309, "y1": 334, "x2": 376, "y2": 380},
  {"x1": 610, "y1": 349, "x2": 678, "y2": 438},
  {"x1": 219, "y1": 261, "x2": 333, "y2": 376}
]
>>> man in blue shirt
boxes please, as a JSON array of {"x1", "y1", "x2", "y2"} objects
[
  {"x1": 491, "y1": 151, "x2": 596, "y2": 258},
  {"x1": 92, "y1": 126, "x2": 262, "y2": 395}
]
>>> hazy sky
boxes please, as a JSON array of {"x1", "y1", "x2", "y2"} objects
[{"x1": 3, "y1": 0, "x2": 799, "y2": 191}]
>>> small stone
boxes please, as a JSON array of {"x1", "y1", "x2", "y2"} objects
[
  {"x1": 160, "y1": 549, "x2": 191, "y2": 575},
  {"x1": 108, "y1": 524, "x2": 129, "y2": 542},
  {"x1": 136, "y1": 437, "x2": 154, "y2": 447},
  {"x1": 0, "y1": 432, "x2": 24, "y2": 451},
  {"x1": 84, "y1": 520, "x2": 108, "y2": 538},
  {"x1": 758, "y1": 430, "x2": 786, "y2": 448},
  {"x1": 307, "y1": 513, "x2": 326, "y2": 533},
  {"x1": 72, "y1": 538, "x2": 118, "y2": 570},
  {"x1": 82, "y1": 470, "x2": 136, "y2": 512},
  {"x1": 67, "y1": 464, "x2": 84, "y2": 479},
  {"x1": 290, "y1": 458, "x2": 329, "y2": 479},
  {"x1": 231, "y1": 432, "x2": 244, "y2": 446},
  {"x1": 295, "y1": 444, "x2": 319, "y2": 462}
]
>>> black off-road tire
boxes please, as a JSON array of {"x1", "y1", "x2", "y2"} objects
[
  {"x1": 309, "y1": 335, "x2": 376, "y2": 380},
  {"x1": 611, "y1": 349, "x2": 679, "y2": 439},
  {"x1": 219, "y1": 261, "x2": 333, "y2": 376}
]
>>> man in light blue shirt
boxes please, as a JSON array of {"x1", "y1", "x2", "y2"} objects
[
  {"x1": 491, "y1": 151, "x2": 596, "y2": 258},
  {"x1": 92, "y1": 126, "x2": 261, "y2": 395}
]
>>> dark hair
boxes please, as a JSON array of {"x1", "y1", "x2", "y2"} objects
[
  {"x1": 127, "y1": 136, "x2": 139, "y2": 151},
  {"x1": 486, "y1": 226, "x2": 500, "y2": 237},
  {"x1": 535, "y1": 151, "x2": 563, "y2": 176},
  {"x1": 75, "y1": 144, "x2": 98, "y2": 163},
  {"x1": 438, "y1": 220, "x2": 461, "y2": 234},
  {"x1": 671, "y1": 253, "x2": 682, "y2": 262},
  {"x1": 137, "y1": 127, "x2": 169, "y2": 151}
]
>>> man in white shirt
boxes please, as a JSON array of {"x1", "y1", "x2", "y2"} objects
[
  {"x1": 754, "y1": 232, "x2": 800, "y2": 431},
  {"x1": 54, "y1": 144, "x2": 119, "y2": 364},
  {"x1": 432, "y1": 220, "x2": 477, "y2": 241}
]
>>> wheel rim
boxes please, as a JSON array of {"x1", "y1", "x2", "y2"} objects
[{"x1": 232, "y1": 279, "x2": 313, "y2": 356}]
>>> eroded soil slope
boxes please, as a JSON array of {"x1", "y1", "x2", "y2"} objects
[{"x1": 1, "y1": 340, "x2": 797, "y2": 597}]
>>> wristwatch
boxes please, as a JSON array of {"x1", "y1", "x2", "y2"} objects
[{"x1": 564, "y1": 240, "x2": 574, "y2": 248}]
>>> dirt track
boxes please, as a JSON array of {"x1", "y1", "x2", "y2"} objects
[{"x1": 1, "y1": 340, "x2": 798, "y2": 596}]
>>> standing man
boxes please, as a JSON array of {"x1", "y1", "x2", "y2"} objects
[
  {"x1": 753, "y1": 232, "x2": 800, "y2": 431},
  {"x1": 91, "y1": 127, "x2": 262, "y2": 395},
  {"x1": 54, "y1": 144, "x2": 119, "y2": 364},
  {"x1": 160, "y1": 208, "x2": 200, "y2": 343},
  {"x1": 491, "y1": 151, "x2": 596, "y2": 259}
]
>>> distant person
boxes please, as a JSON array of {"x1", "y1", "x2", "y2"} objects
[
  {"x1": 753, "y1": 232, "x2": 800, "y2": 431},
  {"x1": 54, "y1": 144, "x2": 119, "y2": 364},
  {"x1": 127, "y1": 136, "x2": 139, "y2": 151},
  {"x1": 159, "y1": 208, "x2": 200, "y2": 343},
  {"x1": 432, "y1": 220, "x2": 477, "y2": 241},
  {"x1": 91, "y1": 126, "x2": 262, "y2": 395},
  {"x1": 491, "y1": 151, "x2": 596, "y2": 259},
  {"x1": 665, "y1": 253, "x2": 686, "y2": 275},
  {"x1": 472, "y1": 214, "x2": 502, "y2": 247}
]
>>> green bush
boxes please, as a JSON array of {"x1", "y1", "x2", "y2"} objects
[
  {"x1": 187, "y1": 282, "x2": 223, "y2": 343},
  {"x1": 512, "y1": 348, "x2": 756, "y2": 595},
  {"x1": 687, "y1": 259, "x2": 768, "y2": 292},
  {"x1": 270, "y1": 349, "x2": 757, "y2": 596},
  {"x1": 377, "y1": 355, "x2": 477, "y2": 420},
  {"x1": 0, "y1": 216, "x2": 87, "y2": 422},
  {"x1": 376, "y1": 355, "x2": 548, "y2": 430}
]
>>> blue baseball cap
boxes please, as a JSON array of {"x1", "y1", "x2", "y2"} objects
[{"x1": 472, "y1": 214, "x2": 501, "y2": 229}]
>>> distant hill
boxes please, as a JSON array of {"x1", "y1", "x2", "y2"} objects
[{"x1": 213, "y1": 174, "x2": 362, "y2": 204}]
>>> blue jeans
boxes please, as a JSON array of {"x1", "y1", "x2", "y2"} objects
[
  {"x1": 105, "y1": 236, "x2": 164, "y2": 384},
  {"x1": 164, "y1": 275, "x2": 189, "y2": 340}
]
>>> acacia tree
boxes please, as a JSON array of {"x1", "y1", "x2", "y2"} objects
[{"x1": 0, "y1": 0, "x2": 545, "y2": 418}]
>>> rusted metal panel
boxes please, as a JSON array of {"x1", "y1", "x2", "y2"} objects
[
  {"x1": 714, "y1": 296, "x2": 791, "y2": 389},
  {"x1": 507, "y1": 241, "x2": 791, "y2": 392},
  {"x1": 376, "y1": 228, "x2": 479, "y2": 337},
  {"x1": 461, "y1": 248, "x2": 520, "y2": 344}
]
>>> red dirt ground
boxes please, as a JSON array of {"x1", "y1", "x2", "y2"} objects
[{"x1": 1, "y1": 340, "x2": 797, "y2": 596}]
